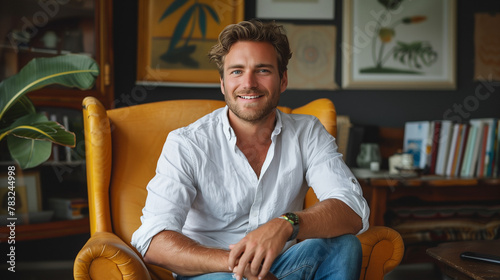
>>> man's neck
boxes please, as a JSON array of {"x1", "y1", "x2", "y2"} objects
[
  {"x1": 228, "y1": 110, "x2": 277, "y2": 143},
  {"x1": 228, "y1": 110, "x2": 277, "y2": 178}
]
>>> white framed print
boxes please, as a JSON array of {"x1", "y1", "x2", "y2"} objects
[
  {"x1": 342, "y1": 0, "x2": 456, "y2": 90},
  {"x1": 256, "y1": 0, "x2": 335, "y2": 20}
]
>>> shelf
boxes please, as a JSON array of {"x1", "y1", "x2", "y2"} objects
[
  {"x1": 359, "y1": 175, "x2": 500, "y2": 227},
  {"x1": 0, "y1": 217, "x2": 90, "y2": 242}
]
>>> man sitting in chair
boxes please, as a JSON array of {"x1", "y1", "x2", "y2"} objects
[{"x1": 131, "y1": 20, "x2": 370, "y2": 280}]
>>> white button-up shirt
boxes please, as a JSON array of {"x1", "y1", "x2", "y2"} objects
[{"x1": 131, "y1": 107, "x2": 369, "y2": 257}]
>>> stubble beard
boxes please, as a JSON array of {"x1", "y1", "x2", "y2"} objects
[{"x1": 224, "y1": 89, "x2": 279, "y2": 123}]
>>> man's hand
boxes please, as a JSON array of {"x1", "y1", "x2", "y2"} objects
[{"x1": 228, "y1": 218, "x2": 292, "y2": 280}]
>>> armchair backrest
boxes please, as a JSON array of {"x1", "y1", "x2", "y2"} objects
[{"x1": 82, "y1": 97, "x2": 336, "y2": 245}]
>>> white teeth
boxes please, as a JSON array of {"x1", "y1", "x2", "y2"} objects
[{"x1": 240, "y1": 96, "x2": 260, "y2": 99}]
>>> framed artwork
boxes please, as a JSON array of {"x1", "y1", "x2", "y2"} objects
[
  {"x1": 136, "y1": 0, "x2": 245, "y2": 86},
  {"x1": 474, "y1": 13, "x2": 500, "y2": 82},
  {"x1": 281, "y1": 23, "x2": 338, "y2": 90},
  {"x1": 0, "y1": 171, "x2": 41, "y2": 216},
  {"x1": 342, "y1": 0, "x2": 456, "y2": 90},
  {"x1": 256, "y1": 0, "x2": 335, "y2": 20}
]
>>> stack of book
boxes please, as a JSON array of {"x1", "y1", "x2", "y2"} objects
[{"x1": 404, "y1": 119, "x2": 500, "y2": 178}]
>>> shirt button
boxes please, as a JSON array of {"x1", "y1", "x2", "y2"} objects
[{"x1": 351, "y1": 178, "x2": 357, "y2": 184}]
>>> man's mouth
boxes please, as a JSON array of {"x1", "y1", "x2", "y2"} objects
[{"x1": 238, "y1": 95, "x2": 262, "y2": 100}]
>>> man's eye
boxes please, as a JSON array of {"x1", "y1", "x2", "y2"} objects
[
  {"x1": 231, "y1": 70, "x2": 242, "y2": 75},
  {"x1": 258, "y1": 69, "x2": 270, "y2": 73}
]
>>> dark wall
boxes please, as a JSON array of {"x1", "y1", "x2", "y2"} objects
[{"x1": 113, "y1": 1, "x2": 500, "y2": 128}]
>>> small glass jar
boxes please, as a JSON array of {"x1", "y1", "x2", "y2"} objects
[{"x1": 356, "y1": 143, "x2": 381, "y2": 170}]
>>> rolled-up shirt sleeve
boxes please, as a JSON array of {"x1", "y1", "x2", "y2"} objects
[
  {"x1": 131, "y1": 131, "x2": 197, "y2": 256},
  {"x1": 304, "y1": 120, "x2": 370, "y2": 234}
]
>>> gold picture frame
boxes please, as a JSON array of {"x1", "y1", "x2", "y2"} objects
[
  {"x1": 342, "y1": 0, "x2": 456, "y2": 90},
  {"x1": 0, "y1": 171, "x2": 41, "y2": 218},
  {"x1": 137, "y1": 0, "x2": 245, "y2": 87}
]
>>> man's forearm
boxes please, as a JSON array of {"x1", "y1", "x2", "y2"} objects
[
  {"x1": 297, "y1": 198, "x2": 363, "y2": 240},
  {"x1": 143, "y1": 230, "x2": 230, "y2": 276}
]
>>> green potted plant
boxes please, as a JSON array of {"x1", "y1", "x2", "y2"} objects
[{"x1": 0, "y1": 54, "x2": 99, "y2": 169}]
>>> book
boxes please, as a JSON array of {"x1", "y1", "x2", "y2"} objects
[
  {"x1": 476, "y1": 123, "x2": 489, "y2": 178},
  {"x1": 429, "y1": 121, "x2": 442, "y2": 174},
  {"x1": 445, "y1": 123, "x2": 461, "y2": 177},
  {"x1": 404, "y1": 121, "x2": 431, "y2": 169},
  {"x1": 435, "y1": 120, "x2": 453, "y2": 176},
  {"x1": 468, "y1": 120, "x2": 486, "y2": 178},
  {"x1": 493, "y1": 121, "x2": 500, "y2": 178},
  {"x1": 483, "y1": 119, "x2": 498, "y2": 177},
  {"x1": 455, "y1": 124, "x2": 470, "y2": 176},
  {"x1": 460, "y1": 124, "x2": 479, "y2": 177}
]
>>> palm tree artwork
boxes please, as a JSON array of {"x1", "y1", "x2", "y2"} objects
[
  {"x1": 158, "y1": 0, "x2": 220, "y2": 68},
  {"x1": 361, "y1": 0, "x2": 438, "y2": 74}
]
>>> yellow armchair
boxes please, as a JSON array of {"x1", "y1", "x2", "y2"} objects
[{"x1": 74, "y1": 97, "x2": 404, "y2": 280}]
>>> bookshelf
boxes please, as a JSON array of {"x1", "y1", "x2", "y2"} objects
[
  {"x1": 403, "y1": 119, "x2": 499, "y2": 178},
  {"x1": 0, "y1": 0, "x2": 113, "y2": 242}
]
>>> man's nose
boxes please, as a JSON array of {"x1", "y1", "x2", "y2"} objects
[{"x1": 242, "y1": 72, "x2": 258, "y2": 89}]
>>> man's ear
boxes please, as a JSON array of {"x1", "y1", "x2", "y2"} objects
[
  {"x1": 220, "y1": 77, "x2": 225, "y2": 95},
  {"x1": 280, "y1": 71, "x2": 288, "y2": 93}
]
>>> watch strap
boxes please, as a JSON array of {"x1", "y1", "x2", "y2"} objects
[{"x1": 279, "y1": 213, "x2": 299, "y2": 241}]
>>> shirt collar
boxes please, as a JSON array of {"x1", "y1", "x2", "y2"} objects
[{"x1": 220, "y1": 106, "x2": 283, "y2": 141}]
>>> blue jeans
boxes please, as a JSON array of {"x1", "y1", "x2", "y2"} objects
[{"x1": 176, "y1": 234, "x2": 362, "y2": 280}]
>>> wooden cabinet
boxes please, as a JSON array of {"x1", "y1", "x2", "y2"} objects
[
  {"x1": 358, "y1": 175, "x2": 500, "y2": 227},
  {"x1": 0, "y1": 0, "x2": 114, "y2": 241},
  {"x1": 357, "y1": 172, "x2": 500, "y2": 263},
  {"x1": 0, "y1": 0, "x2": 114, "y2": 110}
]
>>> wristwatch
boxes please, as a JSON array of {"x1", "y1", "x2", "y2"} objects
[{"x1": 279, "y1": 212, "x2": 299, "y2": 241}]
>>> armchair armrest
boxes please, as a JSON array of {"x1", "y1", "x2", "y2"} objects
[
  {"x1": 74, "y1": 231, "x2": 151, "y2": 280},
  {"x1": 357, "y1": 226, "x2": 405, "y2": 280}
]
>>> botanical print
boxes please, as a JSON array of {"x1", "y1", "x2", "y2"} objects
[{"x1": 349, "y1": 0, "x2": 453, "y2": 84}]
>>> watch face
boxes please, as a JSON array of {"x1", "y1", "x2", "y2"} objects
[{"x1": 286, "y1": 213, "x2": 299, "y2": 225}]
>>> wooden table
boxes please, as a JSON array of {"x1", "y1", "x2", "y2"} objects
[
  {"x1": 427, "y1": 240, "x2": 500, "y2": 280},
  {"x1": 353, "y1": 169, "x2": 500, "y2": 227}
]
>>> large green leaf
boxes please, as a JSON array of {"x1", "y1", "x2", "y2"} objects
[
  {"x1": 0, "y1": 54, "x2": 99, "y2": 121},
  {"x1": 0, "y1": 96, "x2": 35, "y2": 129},
  {"x1": 1, "y1": 113, "x2": 75, "y2": 169},
  {"x1": 0, "y1": 113, "x2": 75, "y2": 146},
  {"x1": 7, "y1": 134, "x2": 52, "y2": 169}
]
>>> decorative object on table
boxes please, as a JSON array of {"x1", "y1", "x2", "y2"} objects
[
  {"x1": 474, "y1": 13, "x2": 500, "y2": 82},
  {"x1": 136, "y1": 0, "x2": 244, "y2": 86},
  {"x1": 256, "y1": 0, "x2": 334, "y2": 20},
  {"x1": 281, "y1": 23, "x2": 338, "y2": 90},
  {"x1": 0, "y1": 54, "x2": 99, "y2": 169},
  {"x1": 389, "y1": 150, "x2": 403, "y2": 174},
  {"x1": 342, "y1": 0, "x2": 456, "y2": 89},
  {"x1": 356, "y1": 143, "x2": 381, "y2": 171},
  {"x1": 404, "y1": 121, "x2": 431, "y2": 169},
  {"x1": 48, "y1": 197, "x2": 88, "y2": 220}
]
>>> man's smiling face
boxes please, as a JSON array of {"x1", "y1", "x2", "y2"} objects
[{"x1": 221, "y1": 41, "x2": 287, "y2": 124}]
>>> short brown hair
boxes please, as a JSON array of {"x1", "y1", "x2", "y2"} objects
[{"x1": 208, "y1": 20, "x2": 292, "y2": 79}]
